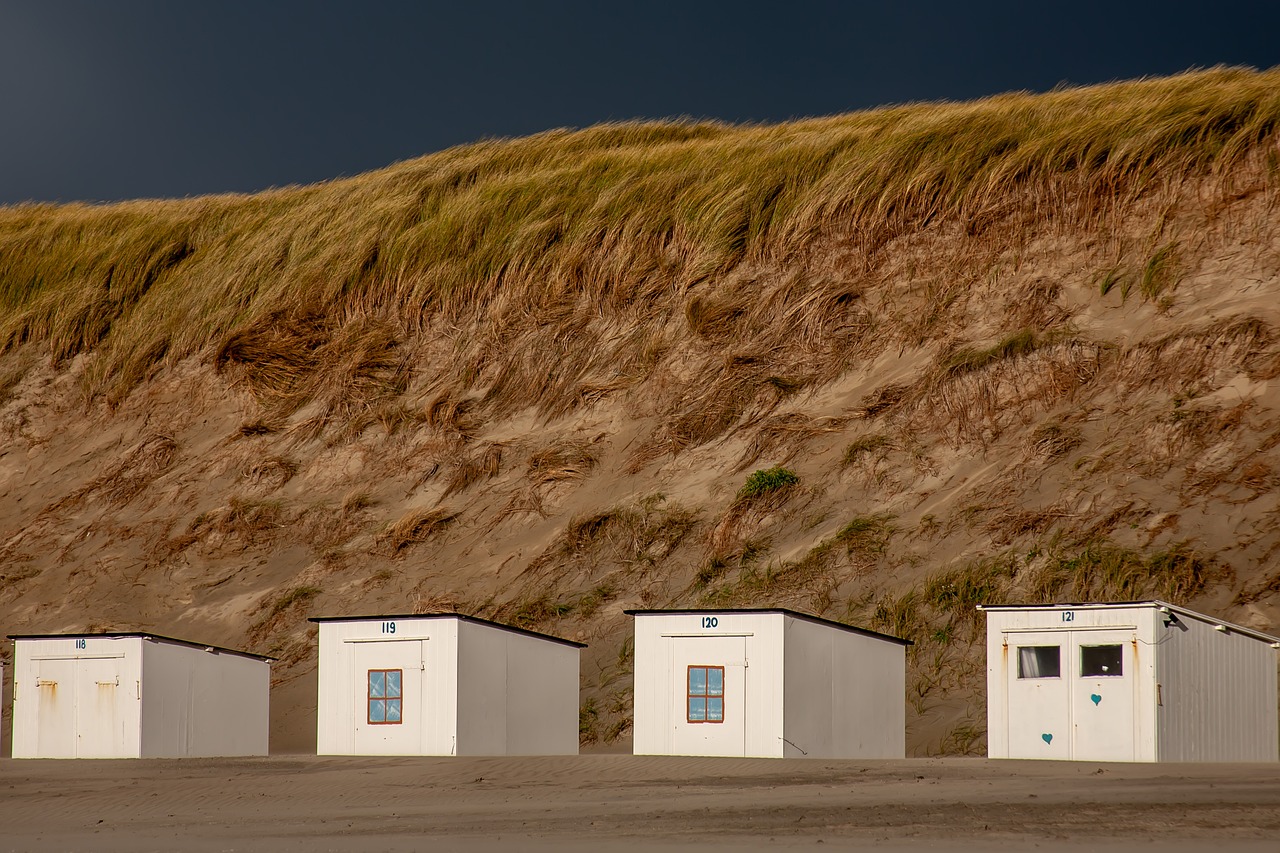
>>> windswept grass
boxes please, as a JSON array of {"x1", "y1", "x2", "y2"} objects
[
  {"x1": 841, "y1": 433, "x2": 891, "y2": 466},
  {"x1": 1140, "y1": 242, "x2": 1182, "y2": 301},
  {"x1": 0, "y1": 67, "x2": 1277, "y2": 414},
  {"x1": 1028, "y1": 540, "x2": 1217, "y2": 602},
  {"x1": 249, "y1": 584, "x2": 321, "y2": 643},
  {"x1": 833, "y1": 514, "x2": 896, "y2": 556},
  {"x1": 937, "y1": 329, "x2": 1040, "y2": 380},
  {"x1": 380, "y1": 507, "x2": 458, "y2": 553}
]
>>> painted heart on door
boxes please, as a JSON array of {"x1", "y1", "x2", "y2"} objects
[
  {"x1": 1091, "y1": 693, "x2": 1102, "y2": 706},
  {"x1": 1041, "y1": 733, "x2": 1053, "y2": 745}
]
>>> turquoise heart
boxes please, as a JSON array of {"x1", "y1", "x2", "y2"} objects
[
  {"x1": 1042, "y1": 733, "x2": 1053, "y2": 745},
  {"x1": 1091, "y1": 693, "x2": 1102, "y2": 706}
]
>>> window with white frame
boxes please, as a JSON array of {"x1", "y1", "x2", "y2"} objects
[
  {"x1": 1017, "y1": 646, "x2": 1061, "y2": 678},
  {"x1": 1080, "y1": 644, "x2": 1123, "y2": 677},
  {"x1": 687, "y1": 665, "x2": 725, "y2": 723},
  {"x1": 368, "y1": 669, "x2": 402, "y2": 724}
]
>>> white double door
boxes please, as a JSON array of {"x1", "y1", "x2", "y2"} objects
[
  {"x1": 1005, "y1": 630, "x2": 1136, "y2": 761},
  {"x1": 670, "y1": 636, "x2": 747, "y2": 757},
  {"x1": 351, "y1": 640, "x2": 426, "y2": 755},
  {"x1": 34, "y1": 656, "x2": 129, "y2": 758}
]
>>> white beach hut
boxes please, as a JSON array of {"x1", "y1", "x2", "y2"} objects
[
  {"x1": 310, "y1": 613, "x2": 584, "y2": 756},
  {"x1": 8, "y1": 632, "x2": 271, "y2": 759},
  {"x1": 979, "y1": 601, "x2": 1280, "y2": 762},
  {"x1": 628, "y1": 608, "x2": 910, "y2": 758}
]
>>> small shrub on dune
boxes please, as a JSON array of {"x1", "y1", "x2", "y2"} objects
[{"x1": 736, "y1": 466, "x2": 800, "y2": 503}]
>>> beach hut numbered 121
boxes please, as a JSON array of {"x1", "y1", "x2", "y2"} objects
[
  {"x1": 979, "y1": 601, "x2": 1280, "y2": 762},
  {"x1": 628, "y1": 608, "x2": 911, "y2": 758},
  {"x1": 310, "y1": 613, "x2": 584, "y2": 756}
]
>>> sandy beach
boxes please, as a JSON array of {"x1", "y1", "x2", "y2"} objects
[{"x1": 1, "y1": 755, "x2": 1278, "y2": 852}]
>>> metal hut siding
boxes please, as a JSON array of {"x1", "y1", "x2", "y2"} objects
[
  {"x1": 980, "y1": 602, "x2": 1280, "y2": 763},
  {"x1": 9, "y1": 633, "x2": 270, "y2": 759},
  {"x1": 311, "y1": 614, "x2": 584, "y2": 756},
  {"x1": 628, "y1": 609, "x2": 910, "y2": 759}
]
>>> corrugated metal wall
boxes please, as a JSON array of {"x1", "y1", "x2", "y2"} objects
[
  {"x1": 1156, "y1": 614, "x2": 1279, "y2": 762},
  {"x1": 456, "y1": 619, "x2": 579, "y2": 755},
  {"x1": 139, "y1": 640, "x2": 269, "y2": 758},
  {"x1": 782, "y1": 616, "x2": 905, "y2": 758}
]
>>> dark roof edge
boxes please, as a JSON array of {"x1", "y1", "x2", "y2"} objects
[
  {"x1": 623, "y1": 608, "x2": 912, "y2": 646},
  {"x1": 307, "y1": 612, "x2": 587, "y2": 649},
  {"x1": 6, "y1": 632, "x2": 274, "y2": 662}
]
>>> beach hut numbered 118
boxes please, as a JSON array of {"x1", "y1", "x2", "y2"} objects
[
  {"x1": 310, "y1": 613, "x2": 584, "y2": 756},
  {"x1": 628, "y1": 609, "x2": 911, "y2": 758},
  {"x1": 980, "y1": 601, "x2": 1280, "y2": 762},
  {"x1": 8, "y1": 632, "x2": 271, "y2": 759}
]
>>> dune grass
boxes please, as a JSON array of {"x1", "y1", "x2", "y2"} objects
[{"x1": 1, "y1": 67, "x2": 1278, "y2": 412}]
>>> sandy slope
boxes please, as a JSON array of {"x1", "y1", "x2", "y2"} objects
[
  {"x1": 1, "y1": 756, "x2": 1279, "y2": 852},
  {"x1": 3, "y1": 150, "x2": 1280, "y2": 758}
]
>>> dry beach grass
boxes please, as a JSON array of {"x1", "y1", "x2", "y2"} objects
[{"x1": 2, "y1": 67, "x2": 1280, "y2": 754}]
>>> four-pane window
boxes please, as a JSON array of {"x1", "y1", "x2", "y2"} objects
[
  {"x1": 687, "y1": 665, "x2": 725, "y2": 723},
  {"x1": 368, "y1": 669, "x2": 402, "y2": 724}
]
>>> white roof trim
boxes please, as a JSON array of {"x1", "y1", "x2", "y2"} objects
[{"x1": 976, "y1": 600, "x2": 1280, "y2": 646}]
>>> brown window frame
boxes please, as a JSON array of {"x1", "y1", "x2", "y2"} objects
[
  {"x1": 367, "y1": 668, "x2": 403, "y2": 725},
  {"x1": 687, "y1": 665, "x2": 725, "y2": 724}
]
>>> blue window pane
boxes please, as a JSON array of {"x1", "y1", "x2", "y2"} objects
[
  {"x1": 707, "y1": 668, "x2": 723, "y2": 696},
  {"x1": 386, "y1": 699, "x2": 402, "y2": 723},
  {"x1": 688, "y1": 697, "x2": 707, "y2": 721},
  {"x1": 369, "y1": 699, "x2": 386, "y2": 723},
  {"x1": 386, "y1": 671, "x2": 401, "y2": 698},
  {"x1": 369, "y1": 671, "x2": 385, "y2": 699},
  {"x1": 688, "y1": 667, "x2": 706, "y2": 694},
  {"x1": 707, "y1": 697, "x2": 724, "y2": 722}
]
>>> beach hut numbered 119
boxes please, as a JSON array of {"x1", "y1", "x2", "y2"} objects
[
  {"x1": 8, "y1": 632, "x2": 271, "y2": 759},
  {"x1": 310, "y1": 613, "x2": 584, "y2": 756},
  {"x1": 980, "y1": 601, "x2": 1280, "y2": 762},
  {"x1": 628, "y1": 609, "x2": 911, "y2": 758}
]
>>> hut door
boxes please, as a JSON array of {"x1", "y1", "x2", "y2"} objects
[
  {"x1": 32, "y1": 656, "x2": 126, "y2": 758},
  {"x1": 1004, "y1": 633, "x2": 1070, "y2": 759},
  {"x1": 1069, "y1": 631, "x2": 1135, "y2": 761},
  {"x1": 670, "y1": 636, "x2": 747, "y2": 757},
  {"x1": 73, "y1": 656, "x2": 126, "y2": 758},
  {"x1": 352, "y1": 641, "x2": 424, "y2": 755},
  {"x1": 34, "y1": 658, "x2": 77, "y2": 758}
]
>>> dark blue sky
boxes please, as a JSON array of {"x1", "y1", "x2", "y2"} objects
[{"x1": 2, "y1": 0, "x2": 1278, "y2": 204}]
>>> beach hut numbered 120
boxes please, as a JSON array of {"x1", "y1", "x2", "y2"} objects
[
  {"x1": 980, "y1": 601, "x2": 1280, "y2": 762},
  {"x1": 628, "y1": 609, "x2": 911, "y2": 758},
  {"x1": 310, "y1": 613, "x2": 584, "y2": 756},
  {"x1": 8, "y1": 632, "x2": 271, "y2": 759}
]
